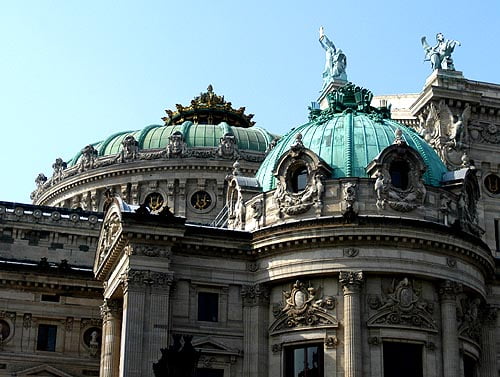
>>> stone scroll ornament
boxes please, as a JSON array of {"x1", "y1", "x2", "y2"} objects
[
  {"x1": 367, "y1": 277, "x2": 436, "y2": 331},
  {"x1": 269, "y1": 280, "x2": 337, "y2": 334}
]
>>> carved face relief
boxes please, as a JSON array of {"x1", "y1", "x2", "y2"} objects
[{"x1": 217, "y1": 133, "x2": 239, "y2": 158}]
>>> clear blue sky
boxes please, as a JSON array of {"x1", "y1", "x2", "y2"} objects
[{"x1": 1, "y1": 0, "x2": 499, "y2": 203}]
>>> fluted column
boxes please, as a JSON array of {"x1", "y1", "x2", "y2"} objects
[
  {"x1": 119, "y1": 270, "x2": 147, "y2": 377},
  {"x1": 143, "y1": 272, "x2": 174, "y2": 374},
  {"x1": 439, "y1": 280, "x2": 461, "y2": 377},
  {"x1": 241, "y1": 284, "x2": 269, "y2": 377},
  {"x1": 339, "y1": 271, "x2": 364, "y2": 377},
  {"x1": 480, "y1": 306, "x2": 498, "y2": 377},
  {"x1": 100, "y1": 299, "x2": 122, "y2": 377}
]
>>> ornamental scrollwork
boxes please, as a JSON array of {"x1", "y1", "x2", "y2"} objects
[
  {"x1": 98, "y1": 212, "x2": 122, "y2": 264},
  {"x1": 132, "y1": 244, "x2": 171, "y2": 258},
  {"x1": 367, "y1": 277, "x2": 437, "y2": 332},
  {"x1": 269, "y1": 280, "x2": 337, "y2": 334}
]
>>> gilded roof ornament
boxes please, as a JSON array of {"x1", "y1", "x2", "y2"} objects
[{"x1": 162, "y1": 85, "x2": 255, "y2": 128}]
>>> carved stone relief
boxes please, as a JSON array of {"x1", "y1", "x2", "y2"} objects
[
  {"x1": 51, "y1": 158, "x2": 67, "y2": 184},
  {"x1": 417, "y1": 101, "x2": 471, "y2": 169},
  {"x1": 241, "y1": 284, "x2": 269, "y2": 307},
  {"x1": 369, "y1": 140, "x2": 427, "y2": 212},
  {"x1": 269, "y1": 280, "x2": 337, "y2": 334},
  {"x1": 117, "y1": 135, "x2": 139, "y2": 162},
  {"x1": 79, "y1": 145, "x2": 98, "y2": 172},
  {"x1": 217, "y1": 133, "x2": 239, "y2": 159},
  {"x1": 457, "y1": 169, "x2": 483, "y2": 236},
  {"x1": 457, "y1": 296, "x2": 482, "y2": 343},
  {"x1": 98, "y1": 212, "x2": 122, "y2": 264},
  {"x1": 120, "y1": 269, "x2": 173, "y2": 291},
  {"x1": 367, "y1": 277, "x2": 437, "y2": 331},
  {"x1": 273, "y1": 138, "x2": 331, "y2": 217},
  {"x1": 165, "y1": 131, "x2": 188, "y2": 158},
  {"x1": 341, "y1": 182, "x2": 358, "y2": 220}
]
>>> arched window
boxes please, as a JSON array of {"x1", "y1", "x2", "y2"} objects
[
  {"x1": 389, "y1": 160, "x2": 410, "y2": 190},
  {"x1": 290, "y1": 166, "x2": 308, "y2": 193}
]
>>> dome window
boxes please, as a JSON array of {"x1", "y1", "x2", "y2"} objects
[
  {"x1": 389, "y1": 160, "x2": 410, "y2": 190},
  {"x1": 290, "y1": 165, "x2": 308, "y2": 193}
]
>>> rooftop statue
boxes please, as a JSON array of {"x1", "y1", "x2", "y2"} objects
[
  {"x1": 421, "y1": 32, "x2": 461, "y2": 70},
  {"x1": 319, "y1": 26, "x2": 347, "y2": 88}
]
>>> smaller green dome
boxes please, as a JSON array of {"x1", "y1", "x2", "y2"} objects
[
  {"x1": 256, "y1": 83, "x2": 448, "y2": 191},
  {"x1": 67, "y1": 86, "x2": 277, "y2": 166}
]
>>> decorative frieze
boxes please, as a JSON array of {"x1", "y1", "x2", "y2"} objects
[{"x1": 120, "y1": 269, "x2": 173, "y2": 292}]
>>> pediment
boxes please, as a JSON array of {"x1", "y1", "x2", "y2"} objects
[
  {"x1": 192, "y1": 337, "x2": 241, "y2": 356},
  {"x1": 14, "y1": 364, "x2": 75, "y2": 377}
]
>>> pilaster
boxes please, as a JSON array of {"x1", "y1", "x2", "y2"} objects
[
  {"x1": 241, "y1": 284, "x2": 270, "y2": 377},
  {"x1": 339, "y1": 271, "x2": 364, "y2": 377},
  {"x1": 480, "y1": 305, "x2": 498, "y2": 377},
  {"x1": 438, "y1": 280, "x2": 462, "y2": 377}
]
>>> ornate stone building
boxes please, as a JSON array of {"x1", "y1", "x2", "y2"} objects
[{"x1": 1, "y1": 33, "x2": 500, "y2": 377}]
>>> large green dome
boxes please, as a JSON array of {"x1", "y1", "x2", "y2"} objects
[{"x1": 256, "y1": 84, "x2": 448, "y2": 191}]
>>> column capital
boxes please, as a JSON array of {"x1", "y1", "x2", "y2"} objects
[
  {"x1": 120, "y1": 268, "x2": 173, "y2": 293},
  {"x1": 100, "y1": 299, "x2": 122, "y2": 321},
  {"x1": 339, "y1": 271, "x2": 364, "y2": 294},
  {"x1": 438, "y1": 280, "x2": 462, "y2": 301},
  {"x1": 241, "y1": 284, "x2": 270, "y2": 307}
]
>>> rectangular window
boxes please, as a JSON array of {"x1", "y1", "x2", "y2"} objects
[
  {"x1": 285, "y1": 344, "x2": 323, "y2": 377},
  {"x1": 383, "y1": 342, "x2": 422, "y2": 377},
  {"x1": 195, "y1": 368, "x2": 224, "y2": 377},
  {"x1": 37, "y1": 324, "x2": 57, "y2": 352},
  {"x1": 198, "y1": 292, "x2": 219, "y2": 322}
]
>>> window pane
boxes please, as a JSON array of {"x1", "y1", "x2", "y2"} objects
[
  {"x1": 37, "y1": 324, "x2": 57, "y2": 352},
  {"x1": 285, "y1": 344, "x2": 323, "y2": 377},
  {"x1": 198, "y1": 292, "x2": 219, "y2": 322},
  {"x1": 383, "y1": 342, "x2": 422, "y2": 377}
]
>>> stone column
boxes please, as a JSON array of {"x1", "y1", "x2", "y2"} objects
[
  {"x1": 339, "y1": 271, "x2": 364, "y2": 377},
  {"x1": 100, "y1": 299, "x2": 122, "y2": 377},
  {"x1": 439, "y1": 280, "x2": 461, "y2": 377},
  {"x1": 480, "y1": 305, "x2": 498, "y2": 377},
  {"x1": 119, "y1": 270, "x2": 147, "y2": 377},
  {"x1": 142, "y1": 272, "x2": 174, "y2": 374},
  {"x1": 241, "y1": 284, "x2": 270, "y2": 377}
]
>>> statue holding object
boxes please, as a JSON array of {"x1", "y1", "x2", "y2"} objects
[
  {"x1": 319, "y1": 26, "x2": 347, "y2": 88},
  {"x1": 421, "y1": 32, "x2": 461, "y2": 71}
]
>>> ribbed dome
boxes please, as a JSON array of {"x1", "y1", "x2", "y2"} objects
[
  {"x1": 256, "y1": 84, "x2": 448, "y2": 192},
  {"x1": 68, "y1": 86, "x2": 277, "y2": 166}
]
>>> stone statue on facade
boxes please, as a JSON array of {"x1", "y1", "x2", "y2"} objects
[
  {"x1": 165, "y1": 131, "x2": 188, "y2": 158},
  {"x1": 30, "y1": 173, "x2": 48, "y2": 201},
  {"x1": 79, "y1": 145, "x2": 98, "y2": 172},
  {"x1": 319, "y1": 26, "x2": 347, "y2": 88},
  {"x1": 421, "y1": 33, "x2": 461, "y2": 70},
  {"x1": 117, "y1": 135, "x2": 139, "y2": 162},
  {"x1": 217, "y1": 133, "x2": 239, "y2": 159},
  {"x1": 51, "y1": 158, "x2": 67, "y2": 184}
]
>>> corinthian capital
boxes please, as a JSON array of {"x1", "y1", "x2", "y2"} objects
[
  {"x1": 120, "y1": 269, "x2": 174, "y2": 292},
  {"x1": 438, "y1": 280, "x2": 462, "y2": 301},
  {"x1": 339, "y1": 271, "x2": 364, "y2": 294},
  {"x1": 100, "y1": 299, "x2": 122, "y2": 321},
  {"x1": 241, "y1": 284, "x2": 270, "y2": 307}
]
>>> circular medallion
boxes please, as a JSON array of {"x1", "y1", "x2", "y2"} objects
[
  {"x1": 144, "y1": 193, "x2": 165, "y2": 212},
  {"x1": 83, "y1": 327, "x2": 102, "y2": 348},
  {"x1": 484, "y1": 174, "x2": 500, "y2": 195},
  {"x1": 190, "y1": 191, "x2": 213, "y2": 211},
  {"x1": 0, "y1": 319, "x2": 11, "y2": 341}
]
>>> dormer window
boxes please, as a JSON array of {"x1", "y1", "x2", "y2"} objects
[
  {"x1": 389, "y1": 160, "x2": 410, "y2": 190},
  {"x1": 290, "y1": 165, "x2": 308, "y2": 193}
]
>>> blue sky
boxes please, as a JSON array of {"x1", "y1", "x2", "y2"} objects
[{"x1": 1, "y1": 0, "x2": 499, "y2": 203}]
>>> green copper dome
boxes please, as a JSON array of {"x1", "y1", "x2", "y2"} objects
[
  {"x1": 68, "y1": 86, "x2": 277, "y2": 166},
  {"x1": 256, "y1": 84, "x2": 448, "y2": 191}
]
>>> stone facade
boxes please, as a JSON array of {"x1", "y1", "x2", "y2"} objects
[{"x1": 1, "y1": 68, "x2": 500, "y2": 377}]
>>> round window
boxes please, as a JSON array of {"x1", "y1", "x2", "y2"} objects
[
  {"x1": 190, "y1": 191, "x2": 213, "y2": 211},
  {"x1": 144, "y1": 193, "x2": 165, "y2": 212},
  {"x1": 484, "y1": 174, "x2": 500, "y2": 195}
]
